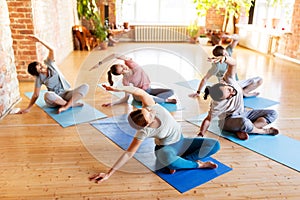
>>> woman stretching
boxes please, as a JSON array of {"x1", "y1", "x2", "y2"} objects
[
  {"x1": 89, "y1": 85, "x2": 220, "y2": 183},
  {"x1": 90, "y1": 53, "x2": 177, "y2": 107},
  {"x1": 18, "y1": 35, "x2": 89, "y2": 114}
]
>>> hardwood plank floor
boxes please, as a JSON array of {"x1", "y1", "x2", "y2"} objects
[{"x1": 1, "y1": 42, "x2": 300, "y2": 199}]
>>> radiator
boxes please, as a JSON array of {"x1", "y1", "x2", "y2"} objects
[{"x1": 134, "y1": 25, "x2": 188, "y2": 42}]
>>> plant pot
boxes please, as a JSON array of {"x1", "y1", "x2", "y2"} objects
[
  {"x1": 123, "y1": 22, "x2": 129, "y2": 29},
  {"x1": 199, "y1": 37, "x2": 209, "y2": 45},
  {"x1": 99, "y1": 41, "x2": 108, "y2": 50},
  {"x1": 189, "y1": 37, "x2": 198, "y2": 44},
  {"x1": 272, "y1": 18, "x2": 280, "y2": 29}
]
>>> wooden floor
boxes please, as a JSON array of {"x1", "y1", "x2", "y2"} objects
[{"x1": 1, "y1": 42, "x2": 300, "y2": 199}]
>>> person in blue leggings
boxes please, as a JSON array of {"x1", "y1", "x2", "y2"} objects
[{"x1": 89, "y1": 85, "x2": 220, "y2": 183}]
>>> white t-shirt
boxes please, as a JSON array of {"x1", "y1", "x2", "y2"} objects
[
  {"x1": 209, "y1": 73, "x2": 244, "y2": 120},
  {"x1": 134, "y1": 104, "x2": 182, "y2": 145}
]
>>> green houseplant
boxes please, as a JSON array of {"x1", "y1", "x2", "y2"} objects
[
  {"x1": 77, "y1": 0, "x2": 108, "y2": 48},
  {"x1": 187, "y1": 19, "x2": 200, "y2": 43},
  {"x1": 193, "y1": 0, "x2": 253, "y2": 33}
]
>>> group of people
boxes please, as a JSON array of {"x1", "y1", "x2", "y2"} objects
[{"x1": 18, "y1": 34, "x2": 279, "y2": 184}]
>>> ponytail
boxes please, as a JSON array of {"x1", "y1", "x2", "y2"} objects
[
  {"x1": 107, "y1": 64, "x2": 120, "y2": 86},
  {"x1": 203, "y1": 86, "x2": 210, "y2": 100},
  {"x1": 204, "y1": 83, "x2": 226, "y2": 101},
  {"x1": 107, "y1": 70, "x2": 113, "y2": 86}
]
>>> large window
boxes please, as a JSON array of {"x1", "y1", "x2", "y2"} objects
[
  {"x1": 252, "y1": 0, "x2": 294, "y2": 31},
  {"x1": 116, "y1": 0, "x2": 203, "y2": 26}
]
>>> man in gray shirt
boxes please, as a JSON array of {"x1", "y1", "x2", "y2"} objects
[{"x1": 18, "y1": 35, "x2": 89, "y2": 114}]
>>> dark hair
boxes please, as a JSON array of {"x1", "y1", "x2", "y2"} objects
[
  {"x1": 211, "y1": 34, "x2": 221, "y2": 46},
  {"x1": 128, "y1": 109, "x2": 148, "y2": 130},
  {"x1": 27, "y1": 61, "x2": 40, "y2": 76},
  {"x1": 107, "y1": 64, "x2": 120, "y2": 86},
  {"x1": 212, "y1": 45, "x2": 225, "y2": 57},
  {"x1": 203, "y1": 83, "x2": 226, "y2": 101}
]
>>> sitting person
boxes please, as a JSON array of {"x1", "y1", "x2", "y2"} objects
[
  {"x1": 107, "y1": 31, "x2": 119, "y2": 47},
  {"x1": 198, "y1": 49, "x2": 279, "y2": 140},
  {"x1": 89, "y1": 84, "x2": 220, "y2": 183},
  {"x1": 89, "y1": 53, "x2": 177, "y2": 107},
  {"x1": 18, "y1": 35, "x2": 89, "y2": 114},
  {"x1": 189, "y1": 34, "x2": 262, "y2": 98}
]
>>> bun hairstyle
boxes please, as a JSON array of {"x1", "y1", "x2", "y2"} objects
[
  {"x1": 128, "y1": 109, "x2": 148, "y2": 130},
  {"x1": 107, "y1": 64, "x2": 120, "y2": 86},
  {"x1": 212, "y1": 45, "x2": 225, "y2": 57},
  {"x1": 203, "y1": 83, "x2": 226, "y2": 101},
  {"x1": 27, "y1": 61, "x2": 40, "y2": 76}
]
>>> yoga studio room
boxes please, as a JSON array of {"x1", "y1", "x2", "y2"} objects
[{"x1": 1, "y1": 0, "x2": 300, "y2": 199}]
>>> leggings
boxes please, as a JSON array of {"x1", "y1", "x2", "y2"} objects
[
  {"x1": 133, "y1": 87, "x2": 174, "y2": 103},
  {"x1": 154, "y1": 135, "x2": 220, "y2": 170},
  {"x1": 44, "y1": 83, "x2": 89, "y2": 107}
]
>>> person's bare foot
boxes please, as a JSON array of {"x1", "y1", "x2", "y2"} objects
[
  {"x1": 165, "y1": 98, "x2": 177, "y2": 104},
  {"x1": 57, "y1": 102, "x2": 84, "y2": 114},
  {"x1": 196, "y1": 160, "x2": 218, "y2": 169},
  {"x1": 57, "y1": 106, "x2": 68, "y2": 114},
  {"x1": 236, "y1": 131, "x2": 249, "y2": 140},
  {"x1": 264, "y1": 127, "x2": 279, "y2": 135}
]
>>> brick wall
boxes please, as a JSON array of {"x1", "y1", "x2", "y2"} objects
[
  {"x1": 0, "y1": 0, "x2": 21, "y2": 118},
  {"x1": 7, "y1": 0, "x2": 76, "y2": 81},
  {"x1": 205, "y1": 3, "x2": 300, "y2": 61},
  {"x1": 277, "y1": 0, "x2": 300, "y2": 60},
  {"x1": 206, "y1": 8, "x2": 225, "y2": 32},
  {"x1": 7, "y1": 0, "x2": 35, "y2": 81}
]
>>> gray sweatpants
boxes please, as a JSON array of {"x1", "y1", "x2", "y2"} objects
[
  {"x1": 44, "y1": 83, "x2": 89, "y2": 107},
  {"x1": 220, "y1": 109, "x2": 278, "y2": 133}
]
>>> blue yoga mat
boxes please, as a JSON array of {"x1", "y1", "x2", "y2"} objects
[
  {"x1": 25, "y1": 91, "x2": 107, "y2": 128},
  {"x1": 90, "y1": 114, "x2": 232, "y2": 193},
  {"x1": 175, "y1": 79, "x2": 279, "y2": 109},
  {"x1": 98, "y1": 84, "x2": 182, "y2": 112},
  {"x1": 186, "y1": 113, "x2": 300, "y2": 172},
  {"x1": 243, "y1": 96, "x2": 279, "y2": 109}
]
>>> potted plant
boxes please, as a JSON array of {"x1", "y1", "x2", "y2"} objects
[
  {"x1": 77, "y1": 0, "x2": 108, "y2": 49},
  {"x1": 90, "y1": 13, "x2": 108, "y2": 49},
  {"x1": 187, "y1": 19, "x2": 200, "y2": 44},
  {"x1": 199, "y1": 33, "x2": 209, "y2": 45},
  {"x1": 193, "y1": 0, "x2": 253, "y2": 33}
]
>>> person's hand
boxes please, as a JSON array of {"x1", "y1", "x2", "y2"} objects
[
  {"x1": 102, "y1": 84, "x2": 119, "y2": 92},
  {"x1": 197, "y1": 130, "x2": 204, "y2": 137},
  {"x1": 102, "y1": 102, "x2": 112, "y2": 107},
  {"x1": 207, "y1": 56, "x2": 226, "y2": 63},
  {"x1": 28, "y1": 35, "x2": 40, "y2": 42},
  {"x1": 89, "y1": 173, "x2": 109, "y2": 184},
  {"x1": 16, "y1": 108, "x2": 30, "y2": 114},
  {"x1": 188, "y1": 92, "x2": 200, "y2": 98},
  {"x1": 221, "y1": 34, "x2": 230, "y2": 39},
  {"x1": 89, "y1": 61, "x2": 102, "y2": 71}
]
